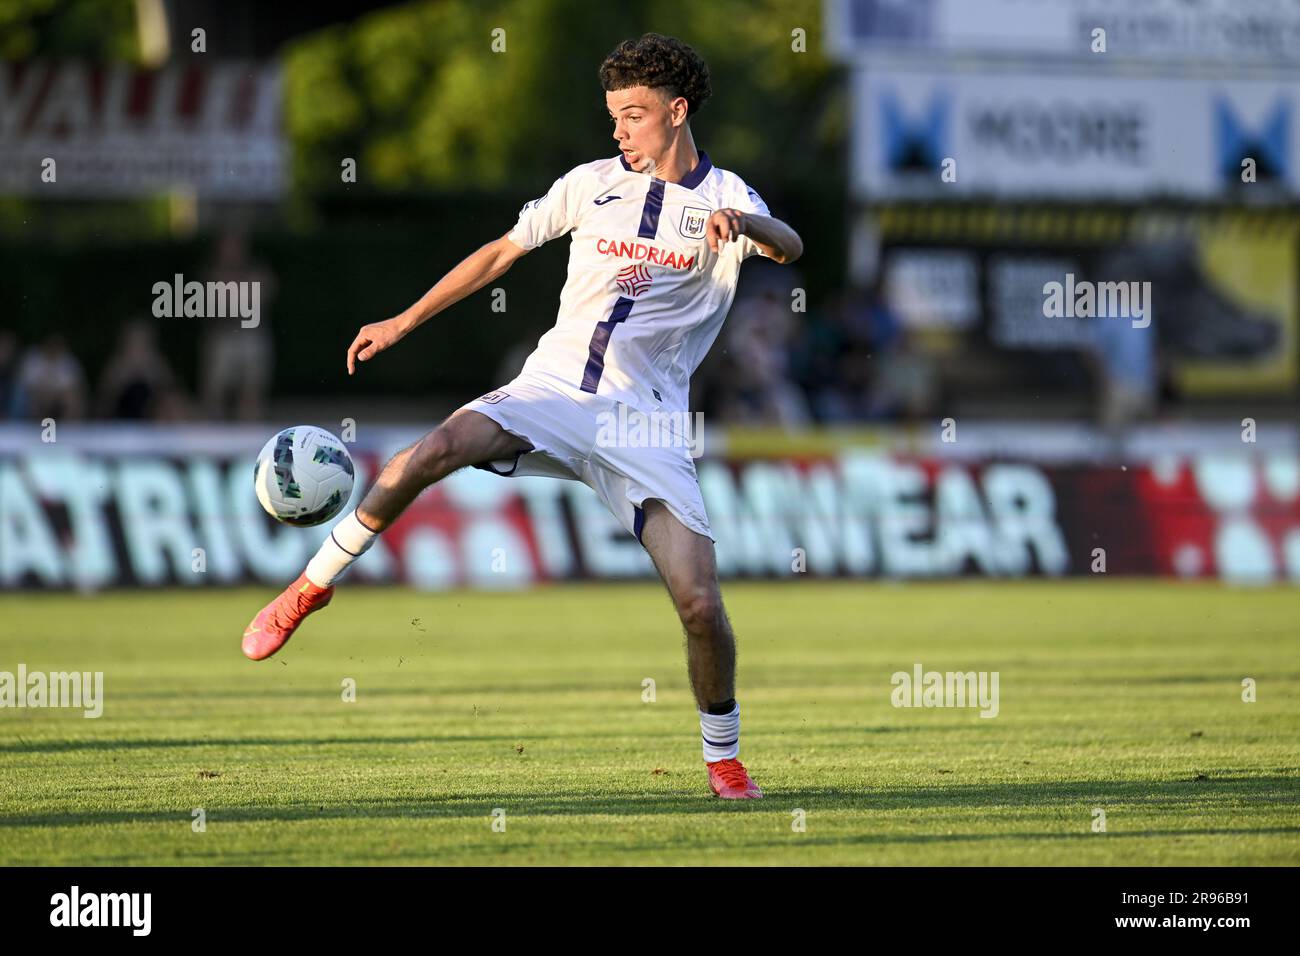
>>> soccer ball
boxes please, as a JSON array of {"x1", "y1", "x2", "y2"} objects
[{"x1": 253, "y1": 425, "x2": 355, "y2": 526}]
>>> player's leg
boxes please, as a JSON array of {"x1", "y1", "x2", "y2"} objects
[
  {"x1": 355, "y1": 407, "x2": 531, "y2": 532},
  {"x1": 242, "y1": 408, "x2": 530, "y2": 660},
  {"x1": 302, "y1": 405, "x2": 532, "y2": 583},
  {"x1": 639, "y1": 498, "x2": 734, "y2": 708},
  {"x1": 638, "y1": 498, "x2": 761, "y2": 799}
]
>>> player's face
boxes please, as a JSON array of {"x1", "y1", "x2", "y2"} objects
[{"x1": 606, "y1": 86, "x2": 684, "y2": 173}]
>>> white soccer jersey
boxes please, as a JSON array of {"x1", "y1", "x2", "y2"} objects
[{"x1": 506, "y1": 151, "x2": 771, "y2": 413}]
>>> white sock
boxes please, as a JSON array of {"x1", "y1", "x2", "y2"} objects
[
  {"x1": 304, "y1": 510, "x2": 379, "y2": 587},
  {"x1": 700, "y1": 701, "x2": 740, "y2": 762}
]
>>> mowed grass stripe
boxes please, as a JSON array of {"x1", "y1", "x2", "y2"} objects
[{"x1": 0, "y1": 581, "x2": 1296, "y2": 865}]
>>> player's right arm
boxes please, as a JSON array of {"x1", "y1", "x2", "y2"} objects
[
  {"x1": 347, "y1": 234, "x2": 529, "y2": 375},
  {"x1": 347, "y1": 166, "x2": 584, "y2": 375}
]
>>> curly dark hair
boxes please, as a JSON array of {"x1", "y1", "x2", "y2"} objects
[{"x1": 598, "y1": 33, "x2": 712, "y2": 117}]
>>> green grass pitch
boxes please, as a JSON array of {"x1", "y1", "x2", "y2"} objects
[{"x1": 1, "y1": 580, "x2": 1297, "y2": 865}]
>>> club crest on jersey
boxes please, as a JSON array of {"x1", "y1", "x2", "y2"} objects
[
  {"x1": 679, "y1": 207, "x2": 710, "y2": 240},
  {"x1": 615, "y1": 263, "x2": 653, "y2": 297}
]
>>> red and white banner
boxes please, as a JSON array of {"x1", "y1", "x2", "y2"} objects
[
  {"x1": 1, "y1": 424, "x2": 1297, "y2": 589},
  {"x1": 0, "y1": 62, "x2": 283, "y2": 198}
]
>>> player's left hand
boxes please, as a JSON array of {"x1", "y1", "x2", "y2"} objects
[{"x1": 705, "y1": 208, "x2": 747, "y2": 253}]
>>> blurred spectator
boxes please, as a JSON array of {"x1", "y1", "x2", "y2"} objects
[
  {"x1": 795, "y1": 282, "x2": 937, "y2": 423},
  {"x1": 860, "y1": 278, "x2": 940, "y2": 423},
  {"x1": 863, "y1": 330, "x2": 940, "y2": 423},
  {"x1": 199, "y1": 228, "x2": 276, "y2": 421},
  {"x1": 821, "y1": 342, "x2": 873, "y2": 421},
  {"x1": 17, "y1": 333, "x2": 87, "y2": 421},
  {"x1": 713, "y1": 286, "x2": 811, "y2": 426},
  {"x1": 1089, "y1": 249, "x2": 1160, "y2": 431},
  {"x1": 798, "y1": 291, "x2": 872, "y2": 421},
  {"x1": 151, "y1": 385, "x2": 194, "y2": 422},
  {"x1": 788, "y1": 294, "x2": 850, "y2": 420},
  {"x1": 97, "y1": 319, "x2": 190, "y2": 420},
  {"x1": 1092, "y1": 308, "x2": 1157, "y2": 431},
  {"x1": 0, "y1": 330, "x2": 20, "y2": 419},
  {"x1": 844, "y1": 278, "x2": 903, "y2": 353}
]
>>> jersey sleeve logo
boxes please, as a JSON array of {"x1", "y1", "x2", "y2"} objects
[
  {"x1": 679, "y1": 207, "x2": 710, "y2": 240},
  {"x1": 615, "y1": 263, "x2": 654, "y2": 297}
]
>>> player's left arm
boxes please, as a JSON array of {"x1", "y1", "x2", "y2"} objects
[{"x1": 705, "y1": 209, "x2": 803, "y2": 264}]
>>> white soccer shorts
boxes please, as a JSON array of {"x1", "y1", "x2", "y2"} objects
[{"x1": 460, "y1": 373, "x2": 713, "y2": 543}]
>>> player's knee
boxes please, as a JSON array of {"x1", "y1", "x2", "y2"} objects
[
  {"x1": 677, "y1": 589, "x2": 723, "y2": 636},
  {"x1": 409, "y1": 427, "x2": 461, "y2": 484}
]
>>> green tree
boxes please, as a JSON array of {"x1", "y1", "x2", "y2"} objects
[
  {"x1": 0, "y1": 0, "x2": 139, "y2": 60},
  {"x1": 284, "y1": 0, "x2": 840, "y2": 197}
]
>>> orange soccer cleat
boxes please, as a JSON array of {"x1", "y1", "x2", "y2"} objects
[
  {"x1": 241, "y1": 573, "x2": 334, "y2": 661},
  {"x1": 707, "y1": 758, "x2": 763, "y2": 799}
]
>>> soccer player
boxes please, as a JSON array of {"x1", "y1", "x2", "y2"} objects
[{"x1": 242, "y1": 33, "x2": 803, "y2": 800}]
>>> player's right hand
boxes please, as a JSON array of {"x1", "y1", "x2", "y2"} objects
[{"x1": 347, "y1": 319, "x2": 405, "y2": 375}]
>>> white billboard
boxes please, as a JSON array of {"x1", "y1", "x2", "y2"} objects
[
  {"x1": 852, "y1": 64, "x2": 1298, "y2": 199},
  {"x1": 826, "y1": 0, "x2": 1300, "y2": 68}
]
